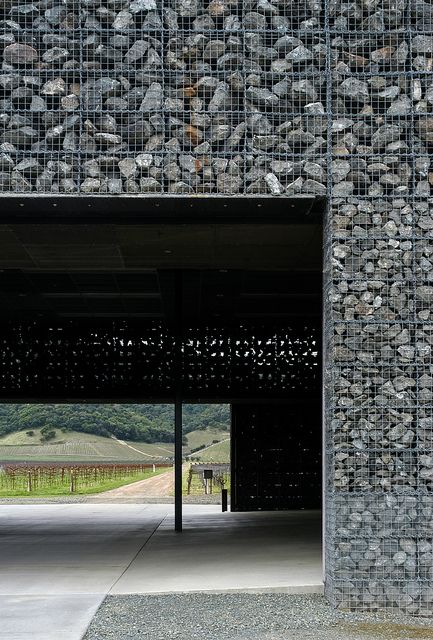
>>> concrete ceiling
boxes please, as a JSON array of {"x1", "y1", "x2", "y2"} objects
[{"x1": 0, "y1": 198, "x2": 324, "y2": 322}]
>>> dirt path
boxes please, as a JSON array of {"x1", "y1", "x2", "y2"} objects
[
  {"x1": 110, "y1": 435, "x2": 172, "y2": 459},
  {"x1": 87, "y1": 468, "x2": 174, "y2": 503}
]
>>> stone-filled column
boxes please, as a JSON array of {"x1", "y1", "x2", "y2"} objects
[
  {"x1": 325, "y1": 3, "x2": 433, "y2": 613},
  {"x1": 0, "y1": 0, "x2": 432, "y2": 614}
]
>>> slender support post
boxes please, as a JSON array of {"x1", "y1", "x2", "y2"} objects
[
  {"x1": 174, "y1": 391, "x2": 182, "y2": 532},
  {"x1": 174, "y1": 270, "x2": 183, "y2": 532}
]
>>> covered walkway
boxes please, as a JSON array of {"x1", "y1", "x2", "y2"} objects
[{"x1": 0, "y1": 504, "x2": 322, "y2": 640}]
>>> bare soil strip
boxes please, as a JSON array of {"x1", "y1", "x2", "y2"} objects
[{"x1": 86, "y1": 468, "x2": 175, "y2": 502}]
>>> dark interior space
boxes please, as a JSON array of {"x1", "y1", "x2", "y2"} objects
[
  {"x1": 231, "y1": 402, "x2": 322, "y2": 511},
  {"x1": 0, "y1": 197, "x2": 323, "y2": 513}
]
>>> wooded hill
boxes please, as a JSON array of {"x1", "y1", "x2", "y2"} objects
[{"x1": 0, "y1": 404, "x2": 230, "y2": 443}]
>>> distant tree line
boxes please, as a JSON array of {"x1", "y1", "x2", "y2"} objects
[{"x1": 0, "y1": 404, "x2": 230, "y2": 443}]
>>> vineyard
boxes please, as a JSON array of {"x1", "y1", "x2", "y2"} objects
[
  {"x1": 0, "y1": 436, "x2": 174, "y2": 463},
  {"x1": 0, "y1": 463, "x2": 170, "y2": 497},
  {"x1": 0, "y1": 428, "x2": 229, "y2": 462},
  {"x1": 184, "y1": 464, "x2": 230, "y2": 497}
]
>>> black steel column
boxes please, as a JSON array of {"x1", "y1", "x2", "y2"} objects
[
  {"x1": 174, "y1": 271, "x2": 183, "y2": 532},
  {"x1": 174, "y1": 390, "x2": 182, "y2": 531}
]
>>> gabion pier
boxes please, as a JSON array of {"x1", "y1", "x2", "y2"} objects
[{"x1": 0, "y1": 0, "x2": 432, "y2": 615}]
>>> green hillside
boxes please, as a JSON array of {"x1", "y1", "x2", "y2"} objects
[
  {"x1": 188, "y1": 439, "x2": 230, "y2": 463},
  {"x1": 0, "y1": 427, "x2": 232, "y2": 463},
  {"x1": 185, "y1": 428, "x2": 230, "y2": 452},
  {"x1": 0, "y1": 428, "x2": 111, "y2": 446},
  {"x1": 0, "y1": 429, "x2": 174, "y2": 462},
  {"x1": 0, "y1": 404, "x2": 230, "y2": 443}
]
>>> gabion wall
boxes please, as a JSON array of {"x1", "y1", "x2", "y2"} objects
[{"x1": 1, "y1": 0, "x2": 433, "y2": 615}]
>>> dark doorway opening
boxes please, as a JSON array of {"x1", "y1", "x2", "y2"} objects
[{"x1": 0, "y1": 196, "x2": 324, "y2": 528}]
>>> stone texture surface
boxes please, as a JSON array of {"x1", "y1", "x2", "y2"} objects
[{"x1": 0, "y1": 0, "x2": 432, "y2": 616}]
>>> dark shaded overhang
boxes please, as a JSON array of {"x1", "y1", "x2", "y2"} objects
[
  {"x1": 0, "y1": 196, "x2": 324, "y2": 323},
  {"x1": 0, "y1": 195, "x2": 325, "y2": 224}
]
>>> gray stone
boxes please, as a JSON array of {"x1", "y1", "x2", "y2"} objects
[
  {"x1": 60, "y1": 178, "x2": 77, "y2": 193},
  {"x1": 331, "y1": 160, "x2": 350, "y2": 182},
  {"x1": 286, "y1": 130, "x2": 315, "y2": 147},
  {"x1": 42, "y1": 48, "x2": 69, "y2": 64},
  {"x1": 3, "y1": 43, "x2": 38, "y2": 64},
  {"x1": 179, "y1": 155, "x2": 201, "y2": 173},
  {"x1": 216, "y1": 174, "x2": 242, "y2": 194},
  {"x1": 41, "y1": 78, "x2": 66, "y2": 96},
  {"x1": 417, "y1": 118, "x2": 433, "y2": 142},
  {"x1": 285, "y1": 45, "x2": 313, "y2": 63},
  {"x1": 85, "y1": 78, "x2": 120, "y2": 98},
  {"x1": 118, "y1": 158, "x2": 137, "y2": 178},
  {"x1": 125, "y1": 120, "x2": 152, "y2": 143},
  {"x1": 416, "y1": 286, "x2": 433, "y2": 302},
  {"x1": 412, "y1": 35, "x2": 433, "y2": 53},
  {"x1": 140, "y1": 83, "x2": 163, "y2": 111},
  {"x1": 124, "y1": 40, "x2": 149, "y2": 63},
  {"x1": 136, "y1": 153, "x2": 153, "y2": 169},
  {"x1": 130, "y1": 0, "x2": 157, "y2": 11},
  {"x1": 285, "y1": 177, "x2": 304, "y2": 194},
  {"x1": 270, "y1": 160, "x2": 293, "y2": 177},
  {"x1": 245, "y1": 87, "x2": 279, "y2": 106},
  {"x1": 272, "y1": 80, "x2": 289, "y2": 98},
  {"x1": 61, "y1": 95, "x2": 79, "y2": 111},
  {"x1": 252, "y1": 135, "x2": 281, "y2": 151},
  {"x1": 140, "y1": 177, "x2": 161, "y2": 192},
  {"x1": 264, "y1": 173, "x2": 284, "y2": 195},
  {"x1": 113, "y1": 11, "x2": 134, "y2": 30},
  {"x1": 15, "y1": 158, "x2": 40, "y2": 175},
  {"x1": 291, "y1": 80, "x2": 318, "y2": 103},
  {"x1": 338, "y1": 78, "x2": 369, "y2": 103},
  {"x1": 94, "y1": 133, "x2": 123, "y2": 146},
  {"x1": 3, "y1": 126, "x2": 38, "y2": 147},
  {"x1": 81, "y1": 178, "x2": 101, "y2": 193},
  {"x1": 208, "y1": 82, "x2": 230, "y2": 112},
  {"x1": 29, "y1": 96, "x2": 46, "y2": 112},
  {"x1": 0, "y1": 74, "x2": 19, "y2": 91},
  {"x1": 0, "y1": 154, "x2": 14, "y2": 171},
  {"x1": 168, "y1": 180, "x2": 193, "y2": 193},
  {"x1": 304, "y1": 102, "x2": 325, "y2": 114},
  {"x1": 303, "y1": 179, "x2": 326, "y2": 195},
  {"x1": 243, "y1": 11, "x2": 267, "y2": 29},
  {"x1": 175, "y1": 0, "x2": 199, "y2": 17},
  {"x1": 371, "y1": 125, "x2": 402, "y2": 150},
  {"x1": 45, "y1": 5, "x2": 67, "y2": 25}
]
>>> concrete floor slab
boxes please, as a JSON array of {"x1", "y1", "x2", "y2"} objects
[
  {"x1": 112, "y1": 509, "x2": 323, "y2": 595},
  {"x1": 0, "y1": 504, "x2": 322, "y2": 639},
  {"x1": 0, "y1": 595, "x2": 104, "y2": 640}
]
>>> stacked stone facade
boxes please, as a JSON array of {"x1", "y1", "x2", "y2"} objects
[{"x1": 0, "y1": 0, "x2": 432, "y2": 613}]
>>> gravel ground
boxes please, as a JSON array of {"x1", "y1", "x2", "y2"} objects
[
  {"x1": 83, "y1": 594, "x2": 433, "y2": 640},
  {"x1": 0, "y1": 495, "x2": 224, "y2": 505},
  {"x1": 0, "y1": 496, "x2": 89, "y2": 504}
]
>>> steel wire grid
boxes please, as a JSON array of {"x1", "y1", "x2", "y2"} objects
[
  {"x1": 0, "y1": 0, "x2": 433, "y2": 615},
  {"x1": 322, "y1": 0, "x2": 433, "y2": 614}
]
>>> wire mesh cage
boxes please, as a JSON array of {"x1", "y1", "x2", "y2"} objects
[
  {"x1": 0, "y1": 0, "x2": 433, "y2": 616},
  {"x1": 0, "y1": 0, "x2": 327, "y2": 195}
]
